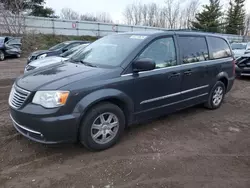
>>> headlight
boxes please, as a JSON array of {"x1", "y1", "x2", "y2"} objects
[
  {"x1": 32, "y1": 91, "x2": 70, "y2": 108},
  {"x1": 37, "y1": 54, "x2": 47, "y2": 59}
]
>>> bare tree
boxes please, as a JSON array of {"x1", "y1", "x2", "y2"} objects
[
  {"x1": 244, "y1": 14, "x2": 250, "y2": 37},
  {"x1": 123, "y1": 5, "x2": 134, "y2": 25},
  {"x1": 60, "y1": 8, "x2": 79, "y2": 20},
  {"x1": 96, "y1": 12, "x2": 113, "y2": 23},
  {"x1": 184, "y1": 0, "x2": 200, "y2": 28},
  {"x1": 147, "y1": 3, "x2": 158, "y2": 26},
  {"x1": 0, "y1": 0, "x2": 25, "y2": 35},
  {"x1": 123, "y1": 0, "x2": 199, "y2": 29},
  {"x1": 164, "y1": 0, "x2": 181, "y2": 29}
]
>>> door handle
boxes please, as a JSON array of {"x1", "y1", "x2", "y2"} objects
[
  {"x1": 184, "y1": 70, "x2": 192, "y2": 76},
  {"x1": 169, "y1": 72, "x2": 180, "y2": 78}
]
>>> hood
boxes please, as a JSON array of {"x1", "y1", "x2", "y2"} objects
[
  {"x1": 17, "y1": 62, "x2": 112, "y2": 91},
  {"x1": 28, "y1": 56, "x2": 68, "y2": 67},
  {"x1": 233, "y1": 49, "x2": 246, "y2": 56},
  {"x1": 31, "y1": 50, "x2": 51, "y2": 56}
]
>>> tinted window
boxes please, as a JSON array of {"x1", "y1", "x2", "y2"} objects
[
  {"x1": 179, "y1": 36, "x2": 209, "y2": 64},
  {"x1": 138, "y1": 37, "x2": 176, "y2": 68},
  {"x1": 208, "y1": 37, "x2": 232, "y2": 59}
]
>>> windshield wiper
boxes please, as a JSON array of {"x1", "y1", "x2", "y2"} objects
[
  {"x1": 68, "y1": 59, "x2": 97, "y2": 67},
  {"x1": 79, "y1": 60, "x2": 97, "y2": 67}
]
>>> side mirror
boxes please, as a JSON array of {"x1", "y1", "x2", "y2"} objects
[{"x1": 133, "y1": 58, "x2": 156, "y2": 72}]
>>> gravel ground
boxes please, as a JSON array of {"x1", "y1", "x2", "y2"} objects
[{"x1": 0, "y1": 58, "x2": 250, "y2": 188}]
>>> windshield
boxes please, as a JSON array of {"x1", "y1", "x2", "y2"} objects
[
  {"x1": 0, "y1": 37, "x2": 4, "y2": 43},
  {"x1": 69, "y1": 34, "x2": 146, "y2": 67},
  {"x1": 49, "y1": 42, "x2": 69, "y2": 51},
  {"x1": 231, "y1": 43, "x2": 247, "y2": 50}
]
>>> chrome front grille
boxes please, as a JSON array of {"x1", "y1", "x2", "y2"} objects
[{"x1": 9, "y1": 85, "x2": 31, "y2": 109}]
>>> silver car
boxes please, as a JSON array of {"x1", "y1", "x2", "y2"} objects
[
  {"x1": 231, "y1": 42, "x2": 250, "y2": 58},
  {"x1": 24, "y1": 43, "x2": 90, "y2": 73}
]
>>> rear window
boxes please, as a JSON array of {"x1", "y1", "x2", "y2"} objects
[
  {"x1": 208, "y1": 37, "x2": 232, "y2": 59},
  {"x1": 178, "y1": 36, "x2": 209, "y2": 64}
]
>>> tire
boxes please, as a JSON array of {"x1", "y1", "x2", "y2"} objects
[
  {"x1": 16, "y1": 54, "x2": 21, "y2": 58},
  {"x1": 79, "y1": 102, "x2": 125, "y2": 151},
  {"x1": 0, "y1": 50, "x2": 4, "y2": 61},
  {"x1": 205, "y1": 81, "x2": 226, "y2": 110}
]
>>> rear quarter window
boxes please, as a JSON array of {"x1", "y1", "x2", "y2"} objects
[
  {"x1": 178, "y1": 36, "x2": 209, "y2": 64},
  {"x1": 207, "y1": 37, "x2": 232, "y2": 59}
]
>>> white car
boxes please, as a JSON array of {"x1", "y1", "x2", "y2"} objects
[
  {"x1": 24, "y1": 43, "x2": 90, "y2": 73},
  {"x1": 231, "y1": 42, "x2": 250, "y2": 58}
]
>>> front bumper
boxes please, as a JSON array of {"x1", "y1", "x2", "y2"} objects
[
  {"x1": 10, "y1": 108, "x2": 81, "y2": 144},
  {"x1": 236, "y1": 65, "x2": 250, "y2": 76}
]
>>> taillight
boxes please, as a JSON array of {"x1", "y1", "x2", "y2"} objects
[{"x1": 232, "y1": 59, "x2": 236, "y2": 76}]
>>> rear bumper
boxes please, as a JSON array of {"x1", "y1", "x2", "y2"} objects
[{"x1": 10, "y1": 108, "x2": 81, "y2": 144}]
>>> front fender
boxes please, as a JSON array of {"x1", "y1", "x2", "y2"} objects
[{"x1": 73, "y1": 88, "x2": 134, "y2": 125}]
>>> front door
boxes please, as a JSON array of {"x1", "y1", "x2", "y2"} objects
[
  {"x1": 177, "y1": 35, "x2": 210, "y2": 103},
  {"x1": 132, "y1": 36, "x2": 182, "y2": 120}
]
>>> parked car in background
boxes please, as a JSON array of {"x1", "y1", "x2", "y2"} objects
[
  {"x1": 24, "y1": 43, "x2": 90, "y2": 73},
  {"x1": 0, "y1": 36, "x2": 22, "y2": 61},
  {"x1": 27, "y1": 40, "x2": 90, "y2": 64},
  {"x1": 9, "y1": 31, "x2": 235, "y2": 151},
  {"x1": 231, "y1": 42, "x2": 250, "y2": 58},
  {"x1": 235, "y1": 54, "x2": 250, "y2": 77}
]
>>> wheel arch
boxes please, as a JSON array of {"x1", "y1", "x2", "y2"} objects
[
  {"x1": 74, "y1": 89, "x2": 134, "y2": 131},
  {"x1": 216, "y1": 72, "x2": 229, "y2": 90}
]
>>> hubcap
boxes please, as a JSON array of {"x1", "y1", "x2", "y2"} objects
[
  {"x1": 212, "y1": 86, "x2": 223, "y2": 106},
  {"x1": 91, "y1": 112, "x2": 119, "y2": 144}
]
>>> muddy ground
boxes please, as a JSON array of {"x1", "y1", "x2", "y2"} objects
[{"x1": 0, "y1": 58, "x2": 250, "y2": 188}]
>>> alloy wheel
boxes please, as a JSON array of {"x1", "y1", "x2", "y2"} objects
[
  {"x1": 212, "y1": 86, "x2": 223, "y2": 106},
  {"x1": 91, "y1": 112, "x2": 119, "y2": 145}
]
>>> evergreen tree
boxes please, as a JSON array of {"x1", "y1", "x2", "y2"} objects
[
  {"x1": 191, "y1": 0, "x2": 222, "y2": 33},
  {"x1": 1, "y1": 0, "x2": 55, "y2": 17},
  {"x1": 225, "y1": 0, "x2": 245, "y2": 34},
  {"x1": 27, "y1": 0, "x2": 55, "y2": 17}
]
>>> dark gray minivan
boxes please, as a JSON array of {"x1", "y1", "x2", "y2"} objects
[{"x1": 9, "y1": 31, "x2": 235, "y2": 151}]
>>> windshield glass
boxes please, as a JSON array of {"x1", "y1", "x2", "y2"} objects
[
  {"x1": 69, "y1": 34, "x2": 146, "y2": 67},
  {"x1": 231, "y1": 43, "x2": 247, "y2": 50},
  {"x1": 49, "y1": 42, "x2": 69, "y2": 51}
]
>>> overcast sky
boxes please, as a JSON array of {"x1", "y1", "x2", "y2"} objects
[{"x1": 45, "y1": 0, "x2": 250, "y2": 23}]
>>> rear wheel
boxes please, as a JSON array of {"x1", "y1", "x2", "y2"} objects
[
  {"x1": 16, "y1": 54, "x2": 21, "y2": 58},
  {"x1": 79, "y1": 102, "x2": 125, "y2": 151},
  {"x1": 205, "y1": 81, "x2": 225, "y2": 109},
  {"x1": 0, "y1": 50, "x2": 4, "y2": 61}
]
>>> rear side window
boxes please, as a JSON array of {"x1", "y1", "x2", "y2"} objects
[
  {"x1": 178, "y1": 36, "x2": 209, "y2": 64},
  {"x1": 207, "y1": 37, "x2": 232, "y2": 59}
]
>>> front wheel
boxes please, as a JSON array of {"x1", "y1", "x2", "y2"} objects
[
  {"x1": 0, "y1": 50, "x2": 4, "y2": 61},
  {"x1": 79, "y1": 102, "x2": 125, "y2": 151},
  {"x1": 205, "y1": 81, "x2": 225, "y2": 109}
]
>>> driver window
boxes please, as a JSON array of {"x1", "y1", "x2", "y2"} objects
[{"x1": 139, "y1": 37, "x2": 177, "y2": 69}]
